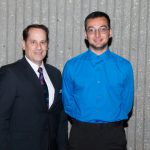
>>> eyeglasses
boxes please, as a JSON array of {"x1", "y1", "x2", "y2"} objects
[{"x1": 86, "y1": 26, "x2": 110, "y2": 34}]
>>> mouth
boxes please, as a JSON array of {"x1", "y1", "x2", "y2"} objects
[
  {"x1": 94, "y1": 39, "x2": 103, "y2": 45},
  {"x1": 94, "y1": 36, "x2": 103, "y2": 41},
  {"x1": 34, "y1": 49, "x2": 43, "y2": 53}
]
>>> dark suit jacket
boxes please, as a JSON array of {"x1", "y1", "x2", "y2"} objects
[{"x1": 0, "y1": 57, "x2": 68, "y2": 150}]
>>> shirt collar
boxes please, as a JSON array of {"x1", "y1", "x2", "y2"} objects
[
  {"x1": 25, "y1": 56, "x2": 45, "y2": 75},
  {"x1": 87, "y1": 49, "x2": 110, "y2": 65}
]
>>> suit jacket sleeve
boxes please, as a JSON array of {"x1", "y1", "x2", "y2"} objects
[
  {"x1": 0, "y1": 66, "x2": 17, "y2": 150},
  {"x1": 48, "y1": 66, "x2": 68, "y2": 150},
  {"x1": 56, "y1": 101, "x2": 68, "y2": 150},
  {"x1": 55, "y1": 71, "x2": 68, "y2": 150}
]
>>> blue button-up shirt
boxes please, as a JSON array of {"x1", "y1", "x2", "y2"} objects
[{"x1": 62, "y1": 49, "x2": 134, "y2": 123}]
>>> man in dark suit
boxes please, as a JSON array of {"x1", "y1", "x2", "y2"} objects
[{"x1": 0, "y1": 24, "x2": 68, "y2": 150}]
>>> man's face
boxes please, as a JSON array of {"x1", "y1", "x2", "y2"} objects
[
  {"x1": 22, "y1": 28, "x2": 48, "y2": 66},
  {"x1": 85, "y1": 17, "x2": 112, "y2": 55}
]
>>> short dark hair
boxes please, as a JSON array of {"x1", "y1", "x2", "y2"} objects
[
  {"x1": 84, "y1": 11, "x2": 111, "y2": 31},
  {"x1": 23, "y1": 24, "x2": 49, "y2": 42}
]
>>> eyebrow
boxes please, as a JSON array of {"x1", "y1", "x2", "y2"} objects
[{"x1": 87, "y1": 25, "x2": 109, "y2": 29}]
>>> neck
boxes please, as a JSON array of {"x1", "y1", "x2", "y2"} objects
[{"x1": 90, "y1": 47, "x2": 108, "y2": 55}]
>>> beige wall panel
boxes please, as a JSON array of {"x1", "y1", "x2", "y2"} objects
[{"x1": 0, "y1": 0, "x2": 150, "y2": 150}]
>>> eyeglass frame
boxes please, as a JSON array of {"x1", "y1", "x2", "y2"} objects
[{"x1": 86, "y1": 25, "x2": 110, "y2": 34}]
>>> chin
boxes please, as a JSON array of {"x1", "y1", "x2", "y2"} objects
[{"x1": 91, "y1": 43, "x2": 108, "y2": 50}]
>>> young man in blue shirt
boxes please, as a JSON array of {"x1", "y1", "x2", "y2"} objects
[{"x1": 62, "y1": 11, "x2": 134, "y2": 150}]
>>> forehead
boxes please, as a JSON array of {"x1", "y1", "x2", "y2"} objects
[
  {"x1": 27, "y1": 28, "x2": 46, "y2": 39},
  {"x1": 86, "y1": 17, "x2": 108, "y2": 27}
]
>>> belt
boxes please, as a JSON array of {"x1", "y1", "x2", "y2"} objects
[{"x1": 71, "y1": 118, "x2": 123, "y2": 127}]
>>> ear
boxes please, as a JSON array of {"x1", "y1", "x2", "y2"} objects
[
  {"x1": 22, "y1": 40, "x2": 25, "y2": 50},
  {"x1": 84, "y1": 31, "x2": 88, "y2": 40},
  {"x1": 109, "y1": 28, "x2": 112, "y2": 38}
]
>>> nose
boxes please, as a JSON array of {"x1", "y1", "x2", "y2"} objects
[
  {"x1": 95, "y1": 30, "x2": 101, "y2": 37},
  {"x1": 36, "y1": 43, "x2": 42, "y2": 49}
]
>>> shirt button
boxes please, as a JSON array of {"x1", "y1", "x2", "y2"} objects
[{"x1": 97, "y1": 81, "x2": 101, "y2": 84}]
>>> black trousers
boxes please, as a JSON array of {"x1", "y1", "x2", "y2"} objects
[{"x1": 69, "y1": 119, "x2": 127, "y2": 150}]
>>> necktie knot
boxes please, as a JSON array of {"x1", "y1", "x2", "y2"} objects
[
  {"x1": 38, "y1": 67, "x2": 43, "y2": 74},
  {"x1": 38, "y1": 67, "x2": 45, "y2": 85}
]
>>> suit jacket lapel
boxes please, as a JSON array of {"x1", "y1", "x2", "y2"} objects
[{"x1": 20, "y1": 58, "x2": 48, "y2": 110}]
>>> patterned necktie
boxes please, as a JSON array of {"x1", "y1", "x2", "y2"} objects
[{"x1": 38, "y1": 67, "x2": 49, "y2": 109}]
